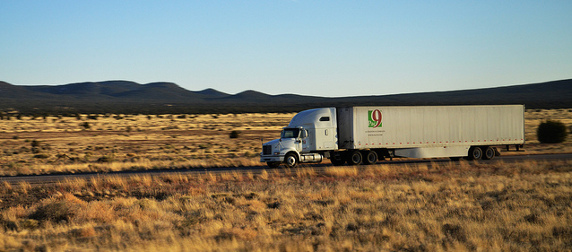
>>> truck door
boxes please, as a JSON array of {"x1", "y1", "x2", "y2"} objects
[{"x1": 323, "y1": 127, "x2": 336, "y2": 149}]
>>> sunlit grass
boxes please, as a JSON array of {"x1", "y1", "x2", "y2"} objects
[
  {"x1": 1, "y1": 109, "x2": 571, "y2": 176},
  {"x1": 0, "y1": 160, "x2": 570, "y2": 251}
]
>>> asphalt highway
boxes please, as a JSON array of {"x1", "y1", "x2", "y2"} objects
[{"x1": 1, "y1": 153, "x2": 571, "y2": 185}]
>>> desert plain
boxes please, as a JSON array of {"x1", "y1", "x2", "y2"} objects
[{"x1": 0, "y1": 109, "x2": 570, "y2": 251}]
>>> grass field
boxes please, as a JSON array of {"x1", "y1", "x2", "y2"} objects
[
  {"x1": 0, "y1": 109, "x2": 571, "y2": 250},
  {"x1": 0, "y1": 113, "x2": 293, "y2": 176},
  {"x1": 0, "y1": 109, "x2": 571, "y2": 176},
  {"x1": 0, "y1": 159, "x2": 571, "y2": 251}
]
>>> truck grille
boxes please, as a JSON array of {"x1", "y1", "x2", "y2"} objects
[{"x1": 263, "y1": 145, "x2": 272, "y2": 155}]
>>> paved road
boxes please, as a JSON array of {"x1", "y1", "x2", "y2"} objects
[{"x1": 1, "y1": 153, "x2": 571, "y2": 185}]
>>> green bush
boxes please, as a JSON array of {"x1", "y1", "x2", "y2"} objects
[{"x1": 537, "y1": 120, "x2": 568, "y2": 143}]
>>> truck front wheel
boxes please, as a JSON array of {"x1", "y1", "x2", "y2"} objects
[
  {"x1": 347, "y1": 150, "x2": 363, "y2": 165},
  {"x1": 284, "y1": 153, "x2": 299, "y2": 168}
]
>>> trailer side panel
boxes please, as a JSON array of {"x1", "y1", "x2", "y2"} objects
[{"x1": 338, "y1": 105, "x2": 524, "y2": 150}]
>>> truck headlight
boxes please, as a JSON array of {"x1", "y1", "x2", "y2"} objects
[{"x1": 274, "y1": 152, "x2": 280, "y2": 155}]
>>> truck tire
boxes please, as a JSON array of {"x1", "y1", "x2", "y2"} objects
[
  {"x1": 284, "y1": 153, "x2": 298, "y2": 168},
  {"x1": 347, "y1": 150, "x2": 363, "y2": 165},
  {"x1": 330, "y1": 156, "x2": 346, "y2": 166},
  {"x1": 468, "y1": 146, "x2": 483, "y2": 160},
  {"x1": 483, "y1": 146, "x2": 495, "y2": 160},
  {"x1": 363, "y1": 150, "x2": 378, "y2": 165},
  {"x1": 267, "y1": 162, "x2": 281, "y2": 168}
]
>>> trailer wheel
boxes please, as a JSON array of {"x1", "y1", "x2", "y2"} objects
[
  {"x1": 330, "y1": 156, "x2": 346, "y2": 166},
  {"x1": 468, "y1": 146, "x2": 483, "y2": 160},
  {"x1": 347, "y1": 150, "x2": 363, "y2": 165},
  {"x1": 284, "y1": 153, "x2": 298, "y2": 168},
  {"x1": 267, "y1": 162, "x2": 281, "y2": 168},
  {"x1": 363, "y1": 150, "x2": 378, "y2": 165},
  {"x1": 483, "y1": 146, "x2": 495, "y2": 160}
]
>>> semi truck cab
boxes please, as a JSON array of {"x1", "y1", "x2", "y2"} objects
[{"x1": 260, "y1": 108, "x2": 338, "y2": 168}]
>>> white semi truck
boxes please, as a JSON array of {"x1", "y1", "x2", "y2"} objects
[{"x1": 260, "y1": 105, "x2": 525, "y2": 168}]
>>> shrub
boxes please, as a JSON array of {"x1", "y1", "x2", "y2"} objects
[
  {"x1": 33, "y1": 154, "x2": 50, "y2": 159},
  {"x1": 97, "y1": 155, "x2": 114, "y2": 163},
  {"x1": 229, "y1": 131, "x2": 240, "y2": 139},
  {"x1": 31, "y1": 140, "x2": 41, "y2": 148},
  {"x1": 80, "y1": 122, "x2": 91, "y2": 129},
  {"x1": 30, "y1": 201, "x2": 77, "y2": 223},
  {"x1": 87, "y1": 114, "x2": 99, "y2": 120},
  {"x1": 537, "y1": 120, "x2": 568, "y2": 143}
]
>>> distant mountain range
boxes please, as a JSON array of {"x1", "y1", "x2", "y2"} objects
[{"x1": 0, "y1": 79, "x2": 570, "y2": 114}]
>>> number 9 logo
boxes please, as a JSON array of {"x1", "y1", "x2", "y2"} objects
[{"x1": 368, "y1": 109, "x2": 382, "y2": 128}]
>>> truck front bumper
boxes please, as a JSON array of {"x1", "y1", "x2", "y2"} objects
[{"x1": 260, "y1": 155, "x2": 284, "y2": 163}]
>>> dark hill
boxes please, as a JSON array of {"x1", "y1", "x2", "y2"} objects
[
  {"x1": 196, "y1": 88, "x2": 229, "y2": 98},
  {"x1": 27, "y1": 81, "x2": 141, "y2": 96},
  {"x1": 0, "y1": 79, "x2": 570, "y2": 114},
  {"x1": 346, "y1": 79, "x2": 572, "y2": 108},
  {"x1": 222, "y1": 90, "x2": 272, "y2": 102},
  {"x1": 113, "y1": 82, "x2": 207, "y2": 102}
]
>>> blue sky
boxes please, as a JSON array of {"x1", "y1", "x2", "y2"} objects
[{"x1": 1, "y1": 1, "x2": 571, "y2": 97}]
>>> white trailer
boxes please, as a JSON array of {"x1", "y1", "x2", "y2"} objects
[{"x1": 260, "y1": 105, "x2": 525, "y2": 168}]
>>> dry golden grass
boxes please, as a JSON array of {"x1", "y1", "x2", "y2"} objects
[
  {"x1": 0, "y1": 160, "x2": 571, "y2": 251},
  {"x1": 1, "y1": 110, "x2": 570, "y2": 251},
  {"x1": 0, "y1": 113, "x2": 294, "y2": 175},
  {"x1": 0, "y1": 109, "x2": 570, "y2": 176}
]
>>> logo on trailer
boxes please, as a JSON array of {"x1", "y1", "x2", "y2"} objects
[{"x1": 368, "y1": 109, "x2": 382, "y2": 128}]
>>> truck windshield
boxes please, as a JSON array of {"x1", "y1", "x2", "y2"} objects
[{"x1": 281, "y1": 128, "x2": 300, "y2": 139}]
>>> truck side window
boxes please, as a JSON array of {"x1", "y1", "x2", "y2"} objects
[
  {"x1": 319, "y1": 116, "x2": 330, "y2": 122},
  {"x1": 301, "y1": 129, "x2": 308, "y2": 138}
]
